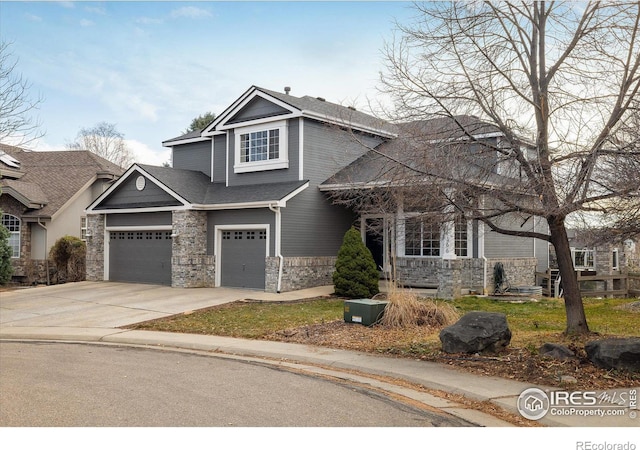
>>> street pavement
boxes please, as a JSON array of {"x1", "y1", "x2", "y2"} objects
[{"x1": 1, "y1": 281, "x2": 638, "y2": 428}]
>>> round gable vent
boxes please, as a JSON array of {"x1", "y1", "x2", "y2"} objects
[{"x1": 135, "y1": 175, "x2": 146, "y2": 191}]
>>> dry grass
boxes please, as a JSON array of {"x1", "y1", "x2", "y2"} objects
[{"x1": 378, "y1": 289, "x2": 460, "y2": 328}]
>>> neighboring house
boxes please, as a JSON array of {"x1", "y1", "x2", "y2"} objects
[
  {"x1": 0, "y1": 143, "x2": 123, "y2": 283},
  {"x1": 85, "y1": 86, "x2": 546, "y2": 296}
]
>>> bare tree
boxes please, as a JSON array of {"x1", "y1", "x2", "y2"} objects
[
  {"x1": 0, "y1": 41, "x2": 43, "y2": 146},
  {"x1": 67, "y1": 122, "x2": 135, "y2": 168},
  {"x1": 367, "y1": 1, "x2": 640, "y2": 334}
]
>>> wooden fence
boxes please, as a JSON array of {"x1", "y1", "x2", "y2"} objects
[{"x1": 536, "y1": 269, "x2": 640, "y2": 298}]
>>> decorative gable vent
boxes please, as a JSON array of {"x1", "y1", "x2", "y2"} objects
[{"x1": 0, "y1": 151, "x2": 20, "y2": 169}]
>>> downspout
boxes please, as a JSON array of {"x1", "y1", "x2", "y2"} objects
[
  {"x1": 268, "y1": 204, "x2": 283, "y2": 293},
  {"x1": 36, "y1": 218, "x2": 50, "y2": 285}
]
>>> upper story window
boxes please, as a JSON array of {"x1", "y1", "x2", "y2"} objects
[
  {"x1": 1, "y1": 214, "x2": 20, "y2": 258},
  {"x1": 234, "y1": 120, "x2": 288, "y2": 173}
]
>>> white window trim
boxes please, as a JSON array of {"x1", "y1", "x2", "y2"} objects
[
  {"x1": 612, "y1": 248, "x2": 620, "y2": 271},
  {"x1": 81, "y1": 217, "x2": 88, "y2": 241},
  {"x1": 454, "y1": 217, "x2": 473, "y2": 258},
  {"x1": 233, "y1": 120, "x2": 289, "y2": 173},
  {"x1": 400, "y1": 213, "x2": 442, "y2": 258},
  {"x1": 571, "y1": 247, "x2": 596, "y2": 270},
  {"x1": 1, "y1": 214, "x2": 21, "y2": 258}
]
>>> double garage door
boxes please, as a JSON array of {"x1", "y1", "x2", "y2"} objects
[{"x1": 109, "y1": 231, "x2": 172, "y2": 285}]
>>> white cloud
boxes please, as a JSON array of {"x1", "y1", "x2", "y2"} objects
[
  {"x1": 24, "y1": 13, "x2": 42, "y2": 22},
  {"x1": 80, "y1": 19, "x2": 94, "y2": 27},
  {"x1": 170, "y1": 6, "x2": 213, "y2": 20},
  {"x1": 84, "y1": 5, "x2": 107, "y2": 15},
  {"x1": 126, "y1": 139, "x2": 170, "y2": 166},
  {"x1": 136, "y1": 16, "x2": 163, "y2": 25}
]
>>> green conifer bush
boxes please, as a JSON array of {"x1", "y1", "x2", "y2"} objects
[{"x1": 333, "y1": 227, "x2": 379, "y2": 298}]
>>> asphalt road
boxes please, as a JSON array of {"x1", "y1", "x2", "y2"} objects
[{"x1": 0, "y1": 342, "x2": 469, "y2": 427}]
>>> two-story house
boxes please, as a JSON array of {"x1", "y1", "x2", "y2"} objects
[
  {"x1": 1, "y1": 143, "x2": 123, "y2": 283},
  {"x1": 85, "y1": 86, "x2": 547, "y2": 296},
  {"x1": 85, "y1": 86, "x2": 396, "y2": 292}
]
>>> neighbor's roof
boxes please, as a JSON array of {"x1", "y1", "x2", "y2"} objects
[{"x1": 0, "y1": 143, "x2": 124, "y2": 218}]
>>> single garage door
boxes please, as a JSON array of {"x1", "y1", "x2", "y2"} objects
[
  {"x1": 109, "y1": 231, "x2": 172, "y2": 285},
  {"x1": 220, "y1": 229, "x2": 266, "y2": 289}
]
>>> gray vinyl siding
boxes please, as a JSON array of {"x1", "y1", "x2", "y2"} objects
[
  {"x1": 172, "y1": 141, "x2": 212, "y2": 178},
  {"x1": 106, "y1": 211, "x2": 172, "y2": 227},
  {"x1": 483, "y1": 213, "x2": 536, "y2": 258},
  {"x1": 227, "y1": 118, "x2": 300, "y2": 186},
  {"x1": 97, "y1": 171, "x2": 181, "y2": 209},
  {"x1": 534, "y1": 217, "x2": 550, "y2": 271},
  {"x1": 206, "y1": 209, "x2": 276, "y2": 256},
  {"x1": 227, "y1": 97, "x2": 290, "y2": 124},
  {"x1": 302, "y1": 119, "x2": 385, "y2": 184},
  {"x1": 281, "y1": 188, "x2": 355, "y2": 256},
  {"x1": 213, "y1": 134, "x2": 226, "y2": 182}
]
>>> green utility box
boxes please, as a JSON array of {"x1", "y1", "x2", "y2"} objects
[{"x1": 343, "y1": 299, "x2": 388, "y2": 326}]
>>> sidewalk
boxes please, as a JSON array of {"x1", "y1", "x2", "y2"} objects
[{"x1": 1, "y1": 281, "x2": 638, "y2": 427}]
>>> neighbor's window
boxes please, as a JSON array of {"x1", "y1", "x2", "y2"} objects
[
  {"x1": 612, "y1": 248, "x2": 619, "y2": 271},
  {"x1": 1, "y1": 214, "x2": 20, "y2": 258},
  {"x1": 80, "y1": 217, "x2": 88, "y2": 240},
  {"x1": 571, "y1": 248, "x2": 595, "y2": 270},
  {"x1": 234, "y1": 120, "x2": 288, "y2": 173},
  {"x1": 405, "y1": 217, "x2": 440, "y2": 256}
]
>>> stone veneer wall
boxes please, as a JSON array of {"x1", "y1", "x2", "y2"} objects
[
  {"x1": 171, "y1": 210, "x2": 215, "y2": 288},
  {"x1": 485, "y1": 257, "x2": 537, "y2": 293},
  {"x1": 85, "y1": 214, "x2": 105, "y2": 281},
  {"x1": 394, "y1": 256, "x2": 538, "y2": 298},
  {"x1": 266, "y1": 256, "x2": 337, "y2": 293}
]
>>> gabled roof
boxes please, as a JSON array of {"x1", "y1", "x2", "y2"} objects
[
  {"x1": 163, "y1": 85, "x2": 397, "y2": 146},
  {"x1": 0, "y1": 143, "x2": 124, "y2": 218}
]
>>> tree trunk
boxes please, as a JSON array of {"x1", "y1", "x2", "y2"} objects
[{"x1": 548, "y1": 217, "x2": 590, "y2": 335}]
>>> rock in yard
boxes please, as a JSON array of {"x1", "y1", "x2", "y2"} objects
[
  {"x1": 439, "y1": 311, "x2": 512, "y2": 354},
  {"x1": 539, "y1": 343, "x2": 575, "y2": 360},
  {"x1": 585, "y1": 338, "x2": 640, "y2": 372}
]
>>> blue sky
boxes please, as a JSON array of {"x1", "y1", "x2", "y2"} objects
[{"x1": 0, "y1": 1, "x2": 415, "y2": 165}]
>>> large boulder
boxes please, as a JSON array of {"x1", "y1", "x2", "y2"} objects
[
  {"x1": 585, "y1": 338, "x2": 640, "y2": 372},
  {"x1": 439, "y1": 311, "x2": 512, "y2": 354}
]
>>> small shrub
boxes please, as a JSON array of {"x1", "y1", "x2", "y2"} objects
[
  {"x1": 49, "y1": 235, "x2": 86, "y2": 283},
  {"x1": 333, "y1": 227, "x2": 379, "y2": 298},
  {"x1": 0, "y1": 224, "x2": 13, "y2": 285},
  {"x1": 381, "y1": 289, "x2": 460, "y2": 328}
]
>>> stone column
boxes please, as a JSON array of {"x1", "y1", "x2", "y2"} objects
[
  {"x1": 171, "y1": 210, "x2": 215, "y2": 288},
  {"x1": 85, "y1": 214, "x2": 105, "y2": 281},
  {"x1": 437, "y1": 258, "x2": 462, "y2": 299}
]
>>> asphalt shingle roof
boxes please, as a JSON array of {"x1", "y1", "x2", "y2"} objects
[
  {"x1": 138, "y1": 164, "x2": 307, "y2": 206},
  {"x1": 0, "y1": 143, "x2": 124, "y2": 218}
]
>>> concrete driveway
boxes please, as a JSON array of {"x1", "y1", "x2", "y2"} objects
[{"x1": 0, "y1": 281, "x2": 333, "y2": 329}]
